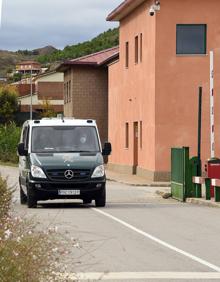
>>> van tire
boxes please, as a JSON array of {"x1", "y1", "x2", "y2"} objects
[
  {"x1": 20, "y1": 187, "x2": 27, "y2": 205},
  {"x1": 95, "y1": 187, "x2": 106, "y2": 207},
  {"x1": 27, "y1": 185, "x2": 37, "y2": 208}
]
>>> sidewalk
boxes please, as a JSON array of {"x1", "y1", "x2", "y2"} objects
[
  {"x1": 106, "y1": 170, "x2": 220, "y2": 208},
  {"x1": 106, "y1": 169, "x2": 171, "y2": 187}
]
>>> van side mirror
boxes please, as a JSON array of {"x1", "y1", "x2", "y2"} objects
[
  {"x1": 17, "y1": 143, "x2": 28, "y2": 156},
  {"x1": 102, "y1": 142, "x2": 112, "y2": 156}
]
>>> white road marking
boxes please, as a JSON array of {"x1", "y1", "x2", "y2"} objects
[
  {"x1": 93, "y1": 208, "x2": 220, "y2": 272},
  {"x1": 56, "y1": 272, "x2": 220, "y2": 280}
]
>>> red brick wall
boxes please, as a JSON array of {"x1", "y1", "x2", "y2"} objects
[
  {"x1": 38, "y1": 82, "x2": 64, "y2": 100},
  {"x1": 15, "y1": 84, "x2": 36, "y2": 97},
  {"x1": 20, "y1": 105, "x2": 63, "y2": 113}
]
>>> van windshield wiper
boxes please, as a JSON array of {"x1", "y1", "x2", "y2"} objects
[{"x1": 63, "y1": 150, "x2": 97, "y2": 153}]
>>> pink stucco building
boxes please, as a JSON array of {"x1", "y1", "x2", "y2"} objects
[{"x1": 107, "y1": 0, "x2": 220, "y2": 181}]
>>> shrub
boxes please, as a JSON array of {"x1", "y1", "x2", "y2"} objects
[
  {"x1": 0, "y1": 176, "x2": 62, "y2": 282},
  {"x1": 0, "y1": 85, "x2": 19, "y2": 124},
  {"x1": 0, "y1": 122, "x2": 21, "y2": 163}
]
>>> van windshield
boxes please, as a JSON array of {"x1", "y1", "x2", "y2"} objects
[{"x1": 31, "y1": 126, "x2": 100, "y2": 153}]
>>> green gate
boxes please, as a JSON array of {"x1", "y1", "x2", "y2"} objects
[{"x1": 171, "y1": 147, "x2": 190, "y2": 202}]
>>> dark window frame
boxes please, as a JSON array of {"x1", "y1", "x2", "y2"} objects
[
  {"x1": 135, "y1": 35, "x2": 139, "y2": 64},
  {"x1": 140, "y1": 33, "x2": 143, "y2": 63},
  {"x1": 125, "y1": 41, "x2": 129, "y2": 68},
  {"x1": 176, "y1": 24, "x2": 207, "y2": 55},
  {"x1": 125, "y1": 122, "x2": 129, "y2": 149}
]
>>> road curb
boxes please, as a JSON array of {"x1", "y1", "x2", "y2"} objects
[
  {"x1": 186, "y1": 198, "x2": 220, "y2": 208},
  {"x1": 106, "y1": 178, "x2": 171, "y2": 187}
]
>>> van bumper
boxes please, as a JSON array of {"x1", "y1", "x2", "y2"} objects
[{"x1": 28, "y1": 178, "x2": 106, "y2": 200}]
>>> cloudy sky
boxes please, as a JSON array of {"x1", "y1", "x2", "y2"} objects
[{"x1": 0, "y1": 0, "x2": 122, "y2": 51}]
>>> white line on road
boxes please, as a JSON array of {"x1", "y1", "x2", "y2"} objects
[
  {"x1": 56, "y1": 272, "x2": 220, "y2": 280},
  {"x1": 93, "y1": 208, "x2": 220, "y2": 272}
]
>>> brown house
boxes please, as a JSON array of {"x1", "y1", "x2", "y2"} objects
[
  {"x1": 57, "y1": 47, "x2": 119, "y2": 145},
  {"x1": 17, "y1": 71, "x2": 64, "y2": 114},
  {"x1": 16, "y1": 60, "x2": 41, "y2": 75},
  {"x1": 107, "y1": 0, "x2": 220, "y2": 181}
]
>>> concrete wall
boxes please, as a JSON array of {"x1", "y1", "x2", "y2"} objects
[{"x1": 35, "y1": 72, "x2": 64, "y2": 83}]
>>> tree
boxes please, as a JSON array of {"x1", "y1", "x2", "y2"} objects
[
  {"x1": 0, "y1": 86, "x2": 19, "y2": 124},
  {"x1": 40, "y1": 98, "x2": 56, "y2": 118}
]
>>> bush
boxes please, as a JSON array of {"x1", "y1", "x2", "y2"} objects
[
  {"x1": 0, "y1": 176, "x2": 61, "y2": 282},
  {"x1": 0, "y1": 123, "x2": 21, "y2": 163},
  {"x1": 0, "y1": 86, "x2": 19, "y2": 124}
]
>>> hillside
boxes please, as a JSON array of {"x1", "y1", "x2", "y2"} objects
[
  {"x1": 0, "y1": 28, "x2": 119, "y2": 76},
  {"x1": 0, "y1": 46, "x2": 57, "y2": 76},
  {"x1": 37, "y1": 28, "x2": 119, "y2": 64}
]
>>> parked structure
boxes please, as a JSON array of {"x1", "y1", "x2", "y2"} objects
[
  {"x1": 107, "y1": 0, "x2": 220, "y2": 181},
  {"x1": 57, "y1": 47, "x2": 119, "y2": 145}
]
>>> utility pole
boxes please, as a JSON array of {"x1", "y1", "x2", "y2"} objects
[{"x1": 30, "y1": 66, "x2": 33, "y2": 120}]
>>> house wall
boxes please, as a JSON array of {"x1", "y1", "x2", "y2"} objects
[
  {"x1": 35, "y1": 72, "x2": 64, "y2": 83},
  {"x1": 15, "y1": 84, "x2": 36, "y2": 97},
  {"x1": 64, "y1": 66, "x2": 108, "y2": 145},
  {"x1": 38, "y1": 82, "x2": 64, "y2": 100},
  {"x1": 64, "y1": 70, "x2": 72, "y2": 117},
  {"x1": 155, "y1": 0, "x2": 220, "y2": 174},
  {"x1": 108, "y1": 0, "x2": 157, "y2": 178}
]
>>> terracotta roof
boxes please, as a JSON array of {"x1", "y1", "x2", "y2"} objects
[
  {"x1": 107, "y1": 0, "x2": 146, "y2": 21},
  {"x1": 17, "y1": 60, "x2": 41, "y2": 66},
  {"x1": 57, "y1": 46, "x2": 119, "y2": 72}
]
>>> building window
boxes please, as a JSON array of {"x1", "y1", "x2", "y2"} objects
[
  {"x1": 140, "y1": 33, "x2": 143, "y2": 62},
  {"x1": 176, "y1": 24, "x2": 207, "y2": 55},
  {"x1": 68, "y1": 80, "x2": 71, "y2": 102},
  {"x1": 135, "y1": 35, "x2": 139, "y2": 64},
  {"x1": 125, "y1": 42, "x2": 129, "y2": 68},
  {"x1": 125, "y1": 123, "x2": 129, "y2": 149},
  {"x1": 140, "y1": 121, "x2": 142, "y2": 149},
  {"x1": 66, "y1": 82, "x2": 69, "y2": 103},
  {"x1": 64, "y1": 83, "x2": 67, "y2": 104}
]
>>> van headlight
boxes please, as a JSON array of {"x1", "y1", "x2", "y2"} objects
[
  {"x1": 91, "y1": 165, "x2": 105, "y2": 178},
  {"x1": 31, "y1": 165, "x2": 47, "y2": 179}
]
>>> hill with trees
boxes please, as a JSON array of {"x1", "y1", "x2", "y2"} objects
[
  {"x1": 0, "y1": 28, "x2": 119, "y2": 76},
  {"x1": 37, "y1": 28, "x2": 119, "y2": 64}
]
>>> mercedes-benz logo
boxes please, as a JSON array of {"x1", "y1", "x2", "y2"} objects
[{"x1": 64, "y1": 170, "x2": 74, "y2": 179}]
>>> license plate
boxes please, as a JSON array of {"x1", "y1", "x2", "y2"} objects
[{"x1": 58, "y1": 190, "x2": 80, "y2": 196}]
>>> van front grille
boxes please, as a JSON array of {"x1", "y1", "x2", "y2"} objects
[{"x1": 45, "y1": 169, "x2": 91, "y2": 181}]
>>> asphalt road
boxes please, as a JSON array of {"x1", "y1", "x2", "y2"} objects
[{"x1": 1, "y1": 165, "x2": 220, "y2": 281}]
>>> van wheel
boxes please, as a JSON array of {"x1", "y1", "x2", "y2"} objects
[
  {"x1": 20, "y1": 187, "x2": 27, "y2": 205},
  {"x1": 95, "y1": 187, "x2": 106, "y2": 207},
  {"x1": 27, "y1": 185, "x2": 37, "y2": 208}
]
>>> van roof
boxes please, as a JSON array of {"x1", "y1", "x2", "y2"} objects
[{"x1": 24, "y1": 118, "x2": 97, "y2": 127}]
